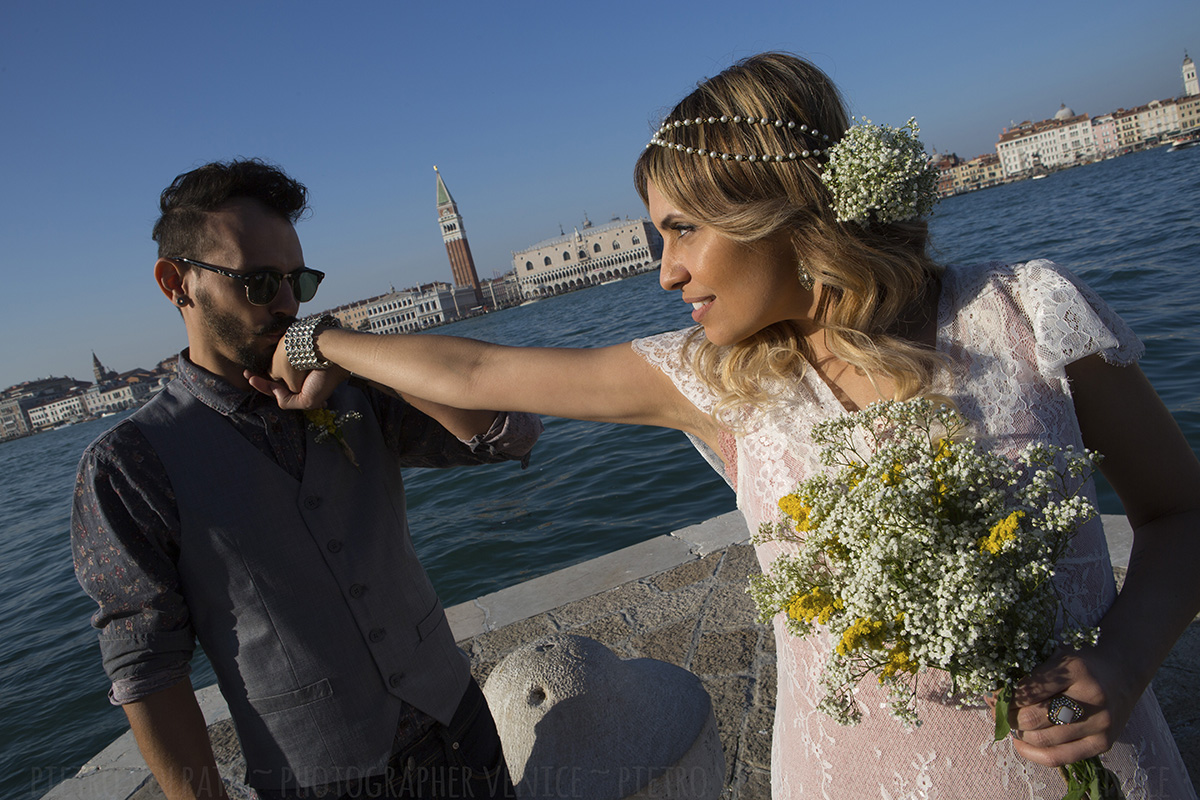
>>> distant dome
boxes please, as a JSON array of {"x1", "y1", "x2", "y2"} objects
[{"x1": 1054, "y1": 104, "x2": 1075, "y2": 120}]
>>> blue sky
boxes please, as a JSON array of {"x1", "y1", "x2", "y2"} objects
[{"x1": 2, "y1": 0, "x2": 1197, "y2": 390}]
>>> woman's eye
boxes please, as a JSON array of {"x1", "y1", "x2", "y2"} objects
[{"x1": 674, "y1": 224, "x2": 695, "y2": 237}]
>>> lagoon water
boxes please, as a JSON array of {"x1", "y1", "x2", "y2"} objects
[{"x1": 4, "y1": 145, "x2": 1199, "y2": 799}]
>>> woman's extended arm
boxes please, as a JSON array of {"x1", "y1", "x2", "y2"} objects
[
  {"x1": 1008, "y1": 355, "x2": 1200, "y2": 767},
  {"x1": 256, "y1": 327, "x2": 720, "y2": 447}
]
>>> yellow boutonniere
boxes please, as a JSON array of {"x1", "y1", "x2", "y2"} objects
[{"x1": 304, "y1": 408, "x2": 363, "y2": 468}]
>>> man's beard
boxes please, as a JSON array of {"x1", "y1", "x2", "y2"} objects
[{"x1": 196, "y1": 290, "x2": 295, "y2": 374}]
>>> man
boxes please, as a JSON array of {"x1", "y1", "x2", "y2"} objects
[{"x1": 72, "y1": 159, "x2": 539, "y2": 799}]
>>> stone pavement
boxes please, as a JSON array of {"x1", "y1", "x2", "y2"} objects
[
  {"x1": 46, "y1": 514, "x2": 1200, "y2": 799},
  {"x1": 460, "y1": 539, "x2": 775, "y2": 799}
]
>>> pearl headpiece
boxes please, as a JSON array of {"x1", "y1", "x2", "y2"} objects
[{"x1": 646, "y1": 115, "x2": 831, "y2": 163}]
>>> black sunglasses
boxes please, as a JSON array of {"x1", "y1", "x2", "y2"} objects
[{"x1": 170, "y1": 257, "x2": 325, "y2": 305}]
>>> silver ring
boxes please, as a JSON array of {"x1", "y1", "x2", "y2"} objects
[{"x1": 1048, "y1": 696, "x2": 1084, "y2": 726}]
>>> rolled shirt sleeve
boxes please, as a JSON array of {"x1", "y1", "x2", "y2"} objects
[
  {"x1": 360, "y1": 380, "x2": 542, "y2": 469},
  {"x1": 71, "y1": 420, "x2": 196, "y2": 704},
  {"x1": 457, "y1": 411, "x2": 542, "y2": 467}
]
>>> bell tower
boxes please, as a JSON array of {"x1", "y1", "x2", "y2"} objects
[
  {"x1": 1184, "y1": 52, "x2": 1198, "y2": 97},
  {"x1": 92, "y1": 352, "x2": 116, "y2": 384},
  {"x1": 434, "y1": 166, "x2": 483, "y2": 306}
]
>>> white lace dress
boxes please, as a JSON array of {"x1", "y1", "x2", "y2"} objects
[{"x1": 632, "y1": 260, "x2": 1194, "y2": 799}]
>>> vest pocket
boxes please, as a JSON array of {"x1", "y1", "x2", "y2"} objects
[
  {"x1": 248, "y1": 677, "x2": 334, "y2": 714},
  {"x1": 416, "y1": 602, "x2": 447, "y2": 642}
]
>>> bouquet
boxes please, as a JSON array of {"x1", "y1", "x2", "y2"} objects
[{"x1": 748, "y1": 398, "x2": 1122, "y2": 799}]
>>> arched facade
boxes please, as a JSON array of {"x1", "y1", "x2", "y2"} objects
[{"x1": 512, "y1": 219, "x2": 663, "y2": 299}]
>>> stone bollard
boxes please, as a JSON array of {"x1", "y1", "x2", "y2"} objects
[{"x1": 482, "y1": 634, "x2": 724, "y2": 799}]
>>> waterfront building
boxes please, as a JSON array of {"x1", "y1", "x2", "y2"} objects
[
  {"x1": 479, "y1": 271, "x2": 523, "y2": 310},
  {"x1": 1114, "y1": 107, "x2": 1145, "y2": 150},
  {"x1": 0, "y1": 377, "x2": 90, "y2": 438},
  {"x1": 1136, "y1": 99, "x2": 1183, "y2": 142},
  {"x1": 0, "y1": 396, "x2": 33, "y2": 439},
  {"x1": 1178, "y1": 95, "x2": 1200, "y2": 133},
  {"x1": 362, "y1": 282, "x2": 480, "y2": 334},
  {"x1": 1091, "y1": 115, "x2": 1120, "y2": 157},
  {"x1": 929, "y1": 152, "x2": 962, "y2": 198},
  {"x1": 512, "y1": 217, "x2": 662, "y2": 299},
  {"x1": 2, "y1": 364, "x2": 173, "y2": 436},
  {"x1": 435, "y1": 167, "x2": 483, "y2": 306},
  {"x1": 83, "y1": 381, "x2": 157, "y2": 415},
  {"x1": 28, "y1": 392, "x2": 89, "y2": 429},
  {"x1": 946, "y1": 153, "x2": 1004, "y2": 195},
  {"x1": 327, "y1": 293, "x2": 390, "y2": 332},
  {"x1": 1185, "y1": 52, "x2": 1198, "y2": 97},
  {"x1": 996, "y1": 105, "x2": 1096, "y2": 177}
]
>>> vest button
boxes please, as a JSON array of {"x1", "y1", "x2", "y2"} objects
[
  {"x1": 304, "y1": 495, "x2": 321, "y2": 510},
  {"x1": 326, "y1": 539, "x2": 343, "y2": 553},
  {"x1": 369, "y1": 628, "x2": 387, "y2": 643},
  {"x1": 388, "y1": 672, "x2": 405, "y2": 688},
  {"x1": 349, "y1": 583, "x2": 366, "y2": 598}
]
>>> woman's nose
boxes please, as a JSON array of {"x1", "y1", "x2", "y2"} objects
[{"x1": 659, "y1": 248, "x2": 688, "y2": 292}]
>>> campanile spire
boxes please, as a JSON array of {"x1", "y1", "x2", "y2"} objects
[{"x1": 434, "y1": 166, "x2": 483, "y2": 304}]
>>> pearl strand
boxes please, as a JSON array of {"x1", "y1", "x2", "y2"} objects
[{"x1": 646, "y1": 115, "x2": 832, "y2": 162}]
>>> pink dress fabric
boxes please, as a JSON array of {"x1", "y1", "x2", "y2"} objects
[{"x1": 632, "y1": 260, "x2": 1194, "y2": 799}]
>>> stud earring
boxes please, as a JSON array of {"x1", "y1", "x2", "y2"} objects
[
  {"x1": 797, "y1": 262, "x2": 815, "y2": 291},
  {"x1": 176, "y1": 296, "x2": 187, "y2": 306}
]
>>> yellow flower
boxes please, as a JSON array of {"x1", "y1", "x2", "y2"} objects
[
  {"x1": 825, "y1": 535, "x2": 849, "y2": 561},
  {"x1": 778, "y1": 494, "x2": 813, "y2": 531},
  {"x1": 880, "y1": 641, "x2": 917, "y2": 680},
  {"x1": 305, "y1": 408, "x2": 338, "y2": 434},
  {"x1": 786, "y1": 587, "x2": 843, "y2": 625},
  {"x1": 931, "y1": 439, "x2": 954, "y2": 500},
  {"x1": 881, "y1": 462, "x2": 904, "y2": 485},
  {"x1": 845, "y1": 461, "x2": 867, "y2": 489},
  {"x1": 978, "y1": 511, "x2": 1026, "y2": 555},
  {"x1": 836, "y1": 617, "x2": 886, "y2": 656}
]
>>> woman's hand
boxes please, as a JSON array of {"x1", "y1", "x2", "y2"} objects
[{"x1": 1006, "y1": 644, "x2": 1139, "y2": 768}]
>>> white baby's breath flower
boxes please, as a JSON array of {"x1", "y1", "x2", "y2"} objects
[
  {"x1": 821, "y1": 117, "x2": 939, "y2": 225},
  {"x1": 748, "y1": 398, "x2": 1099, "y2": 728}
]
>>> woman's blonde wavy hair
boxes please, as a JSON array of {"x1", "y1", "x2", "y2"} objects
[{"x1": 634, "y1": 52, "x2": 944, "y2": 420}]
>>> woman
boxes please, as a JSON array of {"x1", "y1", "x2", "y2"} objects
[{"x1": 257, "y1": 53, "x2": 1200, "y2": 798}]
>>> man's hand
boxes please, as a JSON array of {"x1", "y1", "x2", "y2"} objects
[{"x1": 246, "y1": 338, "x2": 348, "y2": 410}]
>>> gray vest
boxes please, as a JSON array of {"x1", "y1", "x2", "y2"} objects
[{"x1": 133, "y1": 381, "x2": 470, "y2": 792}]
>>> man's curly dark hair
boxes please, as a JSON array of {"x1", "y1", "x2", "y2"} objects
[{"x1": 152, "y1": 158, "x2": 309, "y2": 259}]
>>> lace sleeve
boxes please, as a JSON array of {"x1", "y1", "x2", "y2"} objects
[
  {"x1": 630, "y1": 327, "x2": 719, "y2": 414},
  {"x1": 1013, "y1": 259, "x2": 1144, "y2": 377},
  {"x1": 631, "y1": 328, "x2": 734, "y2": 487}
]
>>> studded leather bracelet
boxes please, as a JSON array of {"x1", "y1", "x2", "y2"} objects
[{"x1": 284, "y1": 314, "x2": 340, "y2": 371}]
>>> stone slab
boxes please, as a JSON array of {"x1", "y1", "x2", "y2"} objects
[
  {"x1": 1100, "y1": 513, "x2": 1134, "y2": 570},
  {"x1": 670, "y1": 510, "x2": 748, "y2": 555},
  {"x1": 449, "y1": 533, "x2": 696, "y2": 639},
  {"x1": 41, "y1": 766, "x2": 150, "y2": 800}
]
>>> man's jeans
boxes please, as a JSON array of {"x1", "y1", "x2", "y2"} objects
[{"x1": 343, "y1": 679, "x2": 516, "y2": 799}]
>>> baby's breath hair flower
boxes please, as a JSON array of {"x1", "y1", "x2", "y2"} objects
[{"x1": 821, "y1": 117, "x2": 939, "y2": 224}]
